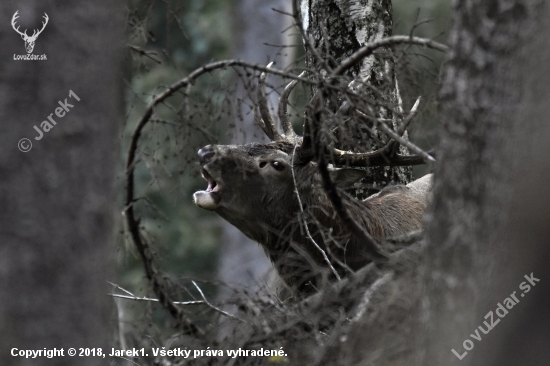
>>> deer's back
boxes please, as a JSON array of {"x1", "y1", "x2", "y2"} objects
[{"x1": 361, "y1": 174, "x2": 432, "y2": 239}]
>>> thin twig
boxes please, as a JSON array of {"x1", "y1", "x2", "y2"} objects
[
  {"x1": 191, "y1": 281, "x2": 245, "y2": 322},
  {"x1": 350, "y1": 272, "x2": 393, "y2": 324},
  {"x1": 128, "y1": 44, "x2": 162, "y2": 64},
  {"x1": 109, "y1": 293, "x2": 205, "y2": 306},
  {"x1": 303, "y1": 88, "x2": 388, "y2": 261},
  {"x1": 291, "y1": 145, "x2": 341, "y2": 281},
  {"x1": 316, "y1": 153, "x2": 388, "y2": 262},
  {"x1": 108, "y1": 282, "x2": 205, "y2": 305}
]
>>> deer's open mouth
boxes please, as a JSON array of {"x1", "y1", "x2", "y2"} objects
[
  {"x1": 201, "y1": 168, "x2": 220, "y2": 193},
  {"x1": 193, "y1": 167, "x2": 222, "y2": 210}
]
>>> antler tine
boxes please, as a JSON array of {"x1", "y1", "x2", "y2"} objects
[
  {"x1": 11, "y1": 11, "x2": 27, "y2": 37},
  {"x1": 11, "y1": 10, "x2": 19, "y2": 24},
  {"x1": 331, "y1": 146, "x2": 427, "y2": 167},
  {"x1": 257, "y1": 62, "x2": 280, "y2": 141},
  {"x1": 387, "y1": 96, "x2": 421, "y2": 156},
  {"x1": 330, "y1": 99, "x2": 432, "y2": 167},
  {"x1": 36, "y1": 13, "x2": 49, "y2": 36},
  {"x1": 278, "y1": 71, "x2": 306, "y2": 142}
]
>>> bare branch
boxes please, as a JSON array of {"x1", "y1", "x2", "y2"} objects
[
  {"x1": 333, "y1": 35, "x2": 448, "y2": 77},
  {"x1": 128, "y1": 44, "x2": 162, "y2": 64},
  {"x1": 109, "y1": 293, "x2": 205, "y2": 306},
  {"x1": 191, "y1": 281, "x2": 245, "y2": 322},
  {"x1": 350, "y1": 272, "x2": 393, "y2": 324},
  {"x1": 316, "y1": 154, "x2": 389, "y2": 262},
  {"x1": 291, "y1": 145, "x2": 341, "y2": 281},
  {"x1": 108, "y1": 282, "x2": 205, "y2": 306}
]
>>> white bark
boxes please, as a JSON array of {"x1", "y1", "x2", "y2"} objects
[{"x1": 300, "y1": 0, "x2": 412, "y2": 192}]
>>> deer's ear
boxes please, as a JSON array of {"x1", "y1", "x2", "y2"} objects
[{"x1": 328, "y1": 167, "x2": 366, "y2": 188}]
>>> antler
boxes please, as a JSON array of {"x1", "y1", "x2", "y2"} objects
[
  {"x1": 11, "y1": 10, "x2": 50, "y2": 39},
  {"x1": 278, "y1": 71, "x2": 306, "y2": 142},
  {"x1": 11, "y1": 11, "x2": 48, "y2": 40},
  {"x1": 256, "y1": 63, "x2": 433, "y2": 167},
  {"x1": 257, "y1": 63, "x2": 304, "y2": 144},
  {"x1": 11, "y1": 11, "x2": 27, "y2": 37},
  {"x1": 257, "y1": 62, "x2": 281, "y2": 141},
  {"x1": 330, "y1": 96, "x2": 434, "y2": 167},
  {"x1": 31, "y1": 13, "x2": 49, "y2": 39}
]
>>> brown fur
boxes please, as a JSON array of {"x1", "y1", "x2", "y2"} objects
[{"x1": 194, "y1": 142, "x2": 431, "y2": 295}]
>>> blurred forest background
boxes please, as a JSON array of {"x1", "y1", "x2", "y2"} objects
[
  {"x1": 117, "y1": 0, "x2": 450, "y2": 345},
  {"x1": 3, "y1": 1, "x2": 550, "y2": 365}
]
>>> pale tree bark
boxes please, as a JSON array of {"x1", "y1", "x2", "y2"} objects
[
  {"x1": 217, "y1": 0, "x2": 292, "y2": 301},
  {"x1": 420, "y1": 1, "x2": 550, "y2": 365},
  {"x1": 300, "y1": 0, "x2": 412, "y2": 193},
  {"x1": 0, "y1": 1, "x2": 122, "y2": 364}
]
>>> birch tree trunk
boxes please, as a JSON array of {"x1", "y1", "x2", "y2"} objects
[
  {"x1": 300, "y1": 0, "x2": 412, "y2": 192},
  {"x1": 0, "y1": 1, "x2": 122, "y2": 364}
]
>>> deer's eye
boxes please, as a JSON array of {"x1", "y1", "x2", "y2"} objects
[
  {"x1": 259, "y1": 161, "x2": 268, "y2": 168},
  {"x1": 271, "y1": 161, "x2": 285, "y2": 171}
]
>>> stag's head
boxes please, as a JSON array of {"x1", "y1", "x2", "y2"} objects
[
  {"x1": 11, "y1": 11, "x2": 49, "y2": 54},
  {"x1": 194, "y1": 141, "x2": 306, "y2": 227},
  {"x1": 193, "y1": 66, "x2": 375, "y2": 236},
  {"x1": 193, "y1": 141, "x2": 371, "y2": 250}
]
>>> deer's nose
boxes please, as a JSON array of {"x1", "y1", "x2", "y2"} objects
[{"x1": 198, "y1": 146, "x2": 216, "y2": 164}]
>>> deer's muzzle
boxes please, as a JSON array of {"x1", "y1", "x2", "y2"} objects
[{"x1": 194, "y1": 146, "x2": 222, "y2": 210}]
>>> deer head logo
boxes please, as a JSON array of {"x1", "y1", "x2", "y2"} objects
[{"x1": 11, "y1": 11, "x2": 49, "y2": 54}]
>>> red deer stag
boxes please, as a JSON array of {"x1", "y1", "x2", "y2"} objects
[{"x1": 194, "y1": 69, "x2": 432, "y2": 295}]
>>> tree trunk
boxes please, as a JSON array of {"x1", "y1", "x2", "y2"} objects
[
  {"x1": 300, "y1": 0, "x2": 412, "y2": 193},
  {"x1": 0, "y1": 1, "x2": 122, "y2": 364},
  {"x1": 421, "y1": 1, "x2": 550, "y2": 365}
]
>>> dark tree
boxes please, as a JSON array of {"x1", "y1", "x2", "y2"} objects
[
  {"x1": 0, "y1": 1, "x2": 122, "y2": 365},
  {"x1": 421, "y1": 1, "x2": 550, "y2": 365}
]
